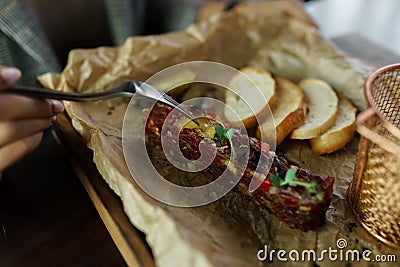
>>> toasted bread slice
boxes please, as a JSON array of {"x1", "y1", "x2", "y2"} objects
[
  {"x1": 181, "y1": 83, "x2": 226, "y2": 114},
  {"x1": 151, "y1": 69, "x2": 196, "y2": 97},
  {"x1": 310, "y1": 94, "x2": 357, "y2": 155},
  {"x1": 224, "y1": 67, "x2": 276, "y2": 128},
  {"x1": 181, "y1": 83, "x2": 225, "y2": 102},
  {"x1": 290, "y1": 78, "x2": 338, "y2": 139},
  {"x1": 256, "y1": 77, "x2": 306, "y2": 145}
]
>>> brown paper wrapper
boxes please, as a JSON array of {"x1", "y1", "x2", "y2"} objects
[{"x1": 38, "y1": 1, "x2": 399, "y2": 266}]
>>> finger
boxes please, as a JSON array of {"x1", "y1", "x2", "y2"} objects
[
  {"x1": 0, "y1": 67, "x2": 21, "y2": 88},
  {"x1": 0, "y1": 96, "x2": 64, "y2": 121},
  {"x1": 0, "y1": 66, "x2": 64, "y2": 120},
  {"x1": 0, "y1": 132, "x2": 43, "y2": 172},
  {"x1": 0, "y1": 118, "x2": 52, "y2": 147}
]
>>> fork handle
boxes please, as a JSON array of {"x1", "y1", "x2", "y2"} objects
[{"x1": 0, "y1": 83, "x2": 134, "y2": 102}]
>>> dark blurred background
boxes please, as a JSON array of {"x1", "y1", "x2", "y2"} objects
[{"x1": 23, "y1": 0, "x2": 316, "y2": 69}]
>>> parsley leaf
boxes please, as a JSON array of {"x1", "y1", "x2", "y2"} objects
[
  {"x1": 270, "y1": 167, "x2": 318, "y2": 194},
  {"x1": 212, "y1": 122, "x2": 236, "y2": 160},
  {"x1": 270, "y1": 168, "x2": 282, "y2": 188},
  {"x1": 284, "y1": 168, "x2": 296, "y2": 183},
  {"x1": 214, "y1": 125, "x2": 226, "y2": 145},
  {"x1": 226, "y1": 128, "x2": 235, "y2": 139}
]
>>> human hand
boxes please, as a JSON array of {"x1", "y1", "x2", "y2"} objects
[{"x1": 0, "y1": 66, "x2": 64, "y2": 172}]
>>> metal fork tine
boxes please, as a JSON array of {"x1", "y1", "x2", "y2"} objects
[
  {"x1": 2, "y1": 80, "x2": 200, "y2": 125},
  {"x1": 131, "y1": 81, "x2": 200, "y2": 125},
  {"x1": 160, "y1": 93, "x2": 200, "y2": 125},
  {"x1": 162, "y1": 94, "x2": 180, "y2": 107}
]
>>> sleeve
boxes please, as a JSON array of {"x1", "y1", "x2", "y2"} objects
[{"x1": 0, "y1": 0, "x2": 60, "y2": 85}]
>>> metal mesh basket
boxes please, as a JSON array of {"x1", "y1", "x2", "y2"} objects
[{"x1": 348, "y1": 63, "x2": 400, "y2": 249}]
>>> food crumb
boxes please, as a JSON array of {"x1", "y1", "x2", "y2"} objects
[{"x1": 348, "y1": 222, "x2": 357, "y2": 233}]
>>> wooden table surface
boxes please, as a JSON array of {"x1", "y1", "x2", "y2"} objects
[{"x1": 0, "y1": 135, "x2": 127, "y2": 267}]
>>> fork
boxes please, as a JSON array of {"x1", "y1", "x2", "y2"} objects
[{"x1": 1, "y1": 81, "x2": 199, "y2": 124}]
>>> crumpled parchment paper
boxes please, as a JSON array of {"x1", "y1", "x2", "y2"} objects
[{"x1": 38, "y1": 1, "x2": 399, "y2": 266}]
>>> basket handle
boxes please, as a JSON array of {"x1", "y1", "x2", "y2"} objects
[{"x1": 356, "y1": 108, "x2": 400, "y2": 156}]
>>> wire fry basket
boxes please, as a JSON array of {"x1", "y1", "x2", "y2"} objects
[{"x1": 348, "y1": 63, "x2": 400, "y2": 249}]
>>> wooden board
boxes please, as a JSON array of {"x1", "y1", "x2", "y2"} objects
[{"x1": 52, "y1": 112, "x2": 155, "y2": 267}]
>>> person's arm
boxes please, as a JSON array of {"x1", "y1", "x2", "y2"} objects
[{"x1": 0, "y1": 66, "x2": 64, "y2": 172}]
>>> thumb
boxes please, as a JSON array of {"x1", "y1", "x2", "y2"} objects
[{"x1": 0, "y1": 67, "x2": 22, "y2": 88}]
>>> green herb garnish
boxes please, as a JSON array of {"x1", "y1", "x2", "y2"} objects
[
  {"x1": 270, "y1": 168, "x2": 318, "y2": 194},
  {"x1": 212, "y1": 122, "x2": 235, "y2": 160}
]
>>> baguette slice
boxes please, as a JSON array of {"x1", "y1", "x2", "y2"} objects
[
  {"x1": 256, "y1": 77, "x2": 306, "y2": 145},
  {"x1": 290, "y1": 78, "x2": 338, "y2": 139},
  {"x1": 151, "y1": 69, "x2": 196, "y2": 97},
  {"x1": 310, "y1": 94, "x2": 357, "y2": 155},
  {"x1": 224, "y1": 67, "x2": 276, "y2": 128}
]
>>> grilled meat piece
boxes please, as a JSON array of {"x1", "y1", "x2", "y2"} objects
[{"x1": 144, "y1": 103, "x2": 334, "y2": 230}]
